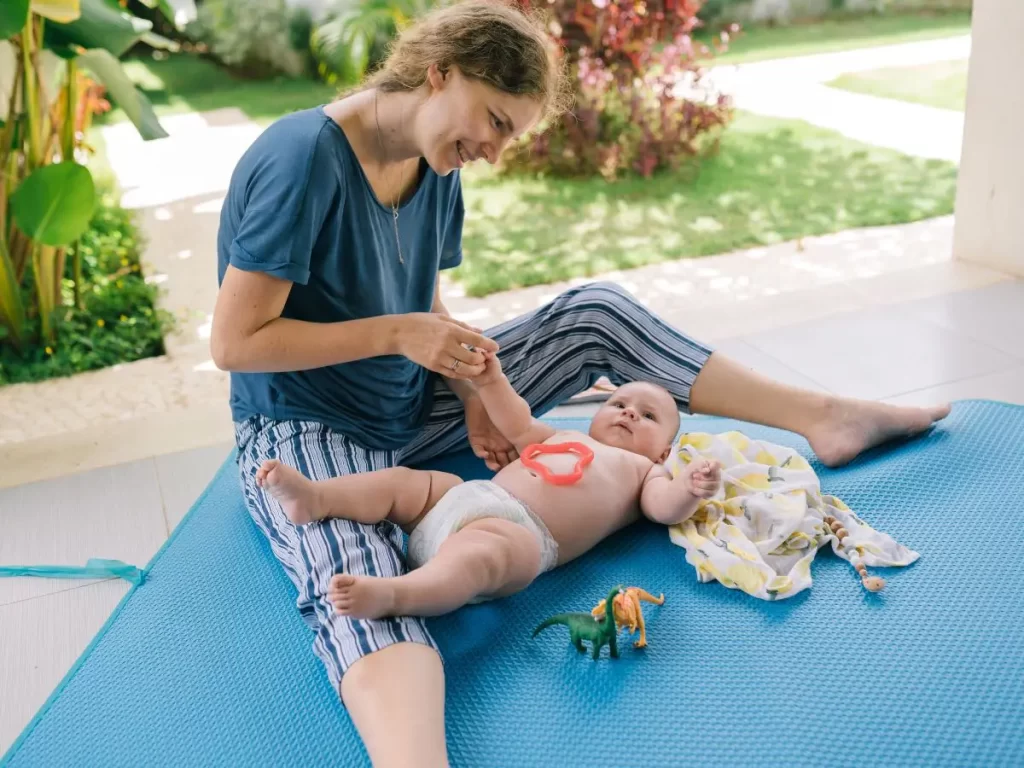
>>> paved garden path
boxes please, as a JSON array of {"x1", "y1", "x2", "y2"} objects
[{"x1": 712, "y1": 35, "x2": 969, "y2": 162}]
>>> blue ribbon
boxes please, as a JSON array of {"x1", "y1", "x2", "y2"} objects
[{"x1": 0, "y1": 558, "x2": 146, "y2": 585}]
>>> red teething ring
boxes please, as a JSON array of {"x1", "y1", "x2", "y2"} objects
[{"x1": 520, "y1": 442, "x2": 595, "y2": 486}]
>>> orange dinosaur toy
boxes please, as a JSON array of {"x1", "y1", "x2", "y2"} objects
[{"x1": 591, "y1": 586, "x2": 665, "y2": 648}]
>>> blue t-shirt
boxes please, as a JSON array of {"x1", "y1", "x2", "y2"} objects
[{"x1": 216, "y1": 106, "x2": 464, "y2": 450}]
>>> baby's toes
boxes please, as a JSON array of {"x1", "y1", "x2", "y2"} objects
[{"x1": 329, "y1": 573, "x2": 354, "y2": 591}]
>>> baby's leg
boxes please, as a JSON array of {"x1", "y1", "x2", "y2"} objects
[
  {"x1": 256, "y1": 460, "x2": 460, "y2": 530},
  {"x1": 329, "y1": 518, "x2": 542, "y2": 619}
]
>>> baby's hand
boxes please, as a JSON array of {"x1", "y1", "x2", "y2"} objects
[
  {"x1": 684, "y1": 459, "x2": 722, "y2": 499},
  {"x1": 473, "y1": 350, "x2": 504, "y2": 387}
]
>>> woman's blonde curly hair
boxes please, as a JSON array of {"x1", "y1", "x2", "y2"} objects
[{"x1": 364, "y1": 0, "x2": 572, "y2": 123}]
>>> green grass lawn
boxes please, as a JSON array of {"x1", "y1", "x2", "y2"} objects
[
  {"x1": 454, "y1": 112, "x2": 958, "y2": 296},
  {"x1": 828, "y1": 58, "x2": 968, "y2": 111},
  {"x1": 91, "y1": 54, "x2": 959, "y2": 299},
  {"x1": 709, "y1": 11, "x2": 971, "y2": 66}
]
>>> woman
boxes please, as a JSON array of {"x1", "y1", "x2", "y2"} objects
[{"x1": 210, "y1": 2, "x2": 949, "y2": 764}]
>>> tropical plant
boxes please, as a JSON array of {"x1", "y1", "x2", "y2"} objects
[
  {"x1": 188, "y1": 0, "x2": 310, "y2": 79},
  {"x1": 505, "y1": 0, "x2": 736, "y2": 180},
  {"x1": 310, "y1": 0, "x2": 436, "y2": 85},
  {"x1": 0, "y1": 0, "x2": 194, "y2": 349}
]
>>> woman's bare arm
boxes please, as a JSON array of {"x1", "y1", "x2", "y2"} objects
[
  {"x1": 210, "y1": 266, "x2": 496, "y2": 375},
  {"x1": 431, "y1": 277, "x2": 477, "y2": 402},
  {"x1": 210, "y1": 266, "x2": 399, "y2": 372}
]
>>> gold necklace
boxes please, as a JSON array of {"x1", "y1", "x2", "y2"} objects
[{"x1": 374, "y1": 90, "x2": 404, "y2": 265}]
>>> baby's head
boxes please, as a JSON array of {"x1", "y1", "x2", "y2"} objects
[{"x1": 589, "y1": 382, "x2": 680, "y2": 463}]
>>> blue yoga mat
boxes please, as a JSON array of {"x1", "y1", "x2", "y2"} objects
[{"x1": 4, "y1": 401, "x2": 1024, "y2": 767}]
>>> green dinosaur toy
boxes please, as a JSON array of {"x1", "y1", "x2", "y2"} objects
[{"x1": 532, "y1": 586, "x2": 622, "y2": 659}]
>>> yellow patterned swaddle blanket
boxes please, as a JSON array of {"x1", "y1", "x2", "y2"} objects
[{"x1": 664, "y1": 431, "x2": 919, "y2": 600}]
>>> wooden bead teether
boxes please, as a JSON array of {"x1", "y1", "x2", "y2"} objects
[{"x1": 823, "y1": 515, "x2": 885, "y2": 593}]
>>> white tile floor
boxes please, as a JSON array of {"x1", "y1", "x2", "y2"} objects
[{"x1": 2, "y1": 280, "x2": 1023, "y2": 755}]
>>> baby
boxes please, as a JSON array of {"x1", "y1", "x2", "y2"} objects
[{"x1": 256, "y1": 354, "x2": 722, "y2": 619}]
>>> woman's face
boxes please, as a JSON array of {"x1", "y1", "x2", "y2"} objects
[{"x1": 416, "y1": 64, "x2": 543, "y2": 175}]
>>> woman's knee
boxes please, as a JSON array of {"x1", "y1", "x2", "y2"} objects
[
  {"x1": 561, "y1": 281, "x2": 642, "y2": 323},
  {"x1": 571, "y1": 280, "x2": 637, "y2": 305}
]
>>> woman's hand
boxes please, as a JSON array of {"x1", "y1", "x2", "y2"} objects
[
  {"x1": 464, "y1": 394, "x2": 519, "y2": 471},
  {"x1": 394, "y1": 313, "x2": 498, "y2": 379}
]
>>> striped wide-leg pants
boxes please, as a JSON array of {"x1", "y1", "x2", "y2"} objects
[{"x1": 234, "y1": 282, "x2": 714, "y2": 691}]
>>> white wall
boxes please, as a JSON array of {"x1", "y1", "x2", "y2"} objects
[{"x1": 952, "y1": 0, "x2": 1024, "y2": 276}]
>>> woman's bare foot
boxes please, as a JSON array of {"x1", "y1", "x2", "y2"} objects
[
  {"x1": 328, "y1": 574, "x2": 397, "y2": 620},
  {"x1": 255, "y1": 459, "x2": 322, "y2": 525},
  {"x1": 806, "y1": 397, "x2": 951, "y2": 468}
]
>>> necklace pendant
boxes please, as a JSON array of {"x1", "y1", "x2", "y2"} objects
[{"x1": 392, "y1": 206, "x2": 404, "y2": 265}]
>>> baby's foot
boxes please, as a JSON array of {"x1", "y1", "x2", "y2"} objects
[
  {"x1": 328, "y1": 574, "x2": 397, "y2": 620},
  {"x1": 807, "y1": 397, "x2": 951, "y2": 468},
  {"x1": 255, "y1": 459, "x2": 322, "y2": 525}
]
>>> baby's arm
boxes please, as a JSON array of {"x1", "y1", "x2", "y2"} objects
[
  {"x1": 474, "y1": 354, "x2": 556, "y2": 452},
  {"x1": 640, "y1": 460, "x2": 722, "y2": 525}
]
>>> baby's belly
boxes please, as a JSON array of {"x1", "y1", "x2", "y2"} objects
[{"x1": 493, "y1": 463, "x2": 638, "y2": 563}]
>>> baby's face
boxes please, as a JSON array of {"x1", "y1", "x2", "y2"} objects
[{"x1": 589, "y1": 383, "x2": 680, "y2": 463}]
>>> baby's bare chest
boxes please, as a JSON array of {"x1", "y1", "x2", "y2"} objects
[{"x1": 507, "y1": 442, "x2": 645, "y2": 518}]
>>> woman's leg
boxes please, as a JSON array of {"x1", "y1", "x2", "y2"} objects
[
  {"x1": 686, "y1": 353, "x2": 949, "y2": 467},
  {"x1": 400, "y1": 282, "x2": 948, "y2": 468},
  {"x1": 235, "y1": 417, "x2": 449, "y2": 768}
]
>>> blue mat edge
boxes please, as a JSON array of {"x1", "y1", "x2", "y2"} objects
[
  {"x1": 2, "y1": 453, "x2": 242, "y2": 767},
  {"x1": 3, "y1": 398, "x2": 1015, "y2": 766}
]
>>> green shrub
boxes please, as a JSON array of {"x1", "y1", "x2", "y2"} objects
[
  {"x1": 0, "y1": 193, "x2": 175, "y2": 386},
  {"x1": 502, "y1": 48, "x2": 734, "y2": 181},
  {"x1": 504, "y1": 0, "x2": 735, "y2": 180},
  {"x1": 188, "y1": 0, "x2": 311, "y2": 78},
  {"x1": 310, "y1": 0, "x2": 432, "y2": 86}
]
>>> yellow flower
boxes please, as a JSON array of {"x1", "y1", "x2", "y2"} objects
[
  {"x1": 120, "y1": 315, "x2": 128, "y2": 322},
  {"x1": 97, "y1": 319, "x2": 105, "y2": 327},
  {"x1": 45, "y1": 346, "x2": 53, "y2": 355}
]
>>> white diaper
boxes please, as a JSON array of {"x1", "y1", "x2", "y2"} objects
[{"x1": 406, "y1": 480, "x2": 559, "y2": 576}]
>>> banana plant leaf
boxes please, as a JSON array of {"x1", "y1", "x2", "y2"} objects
[
  {"x1": 44, "y1": 0, "x2": 152, "y2": 59},
  {"x1": 31, "y1": 0, "x2": 81, "y2": 24},
  {"x1": 134, "y1": 0, "x2": 197, "y2": 31},
  {"x1": 0, "y1": 0, "x2": 31, "y2": 39},
  {"x1": 0, "y1": 43, "x2": 68, "y2": 123},
  {"x1": 141, "y1": 31, "x2": 181, "y2": 52},
  {"x1": 77, "y1": 48, "x2": 168, "y2": 140},
  {"x1": 10, "y1": 161, "x2": 96, "y2": 246}
]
